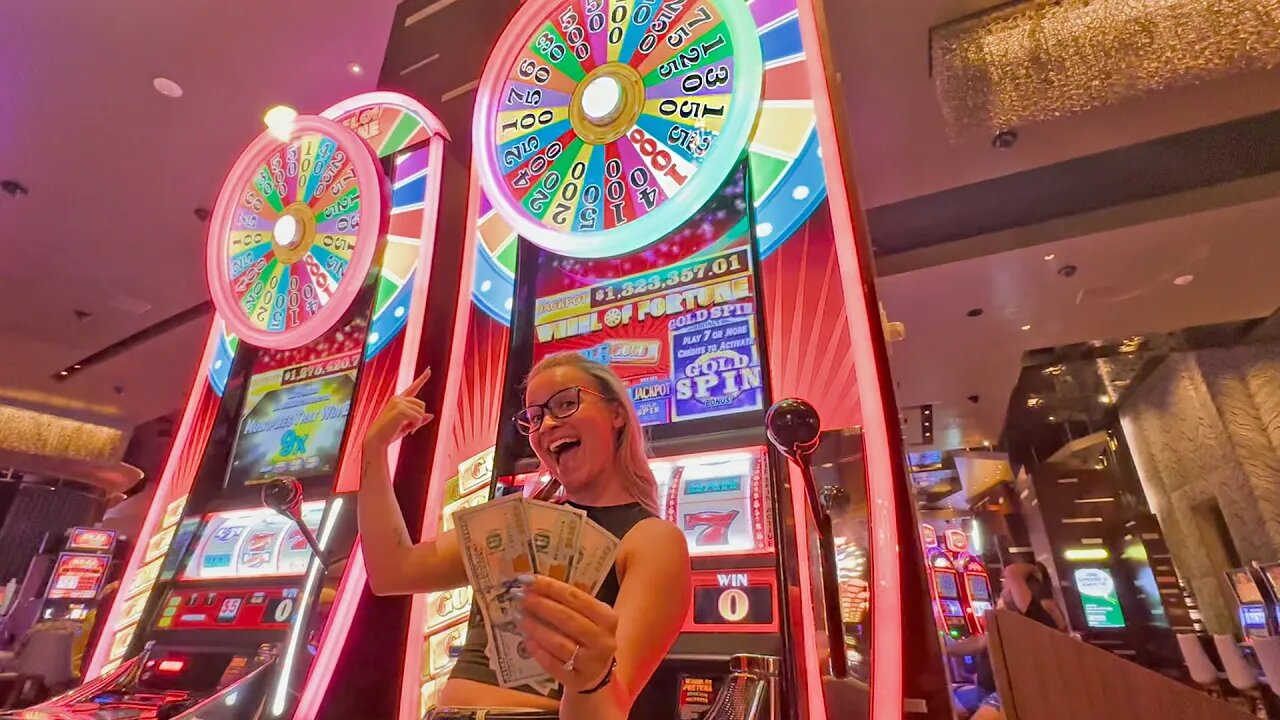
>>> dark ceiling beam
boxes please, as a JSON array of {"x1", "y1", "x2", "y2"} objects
[{"x1": 869, "y1": 109, "x2": 1280, "y2": 274}]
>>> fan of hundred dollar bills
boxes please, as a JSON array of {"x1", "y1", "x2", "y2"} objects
[{"x1": 454, "y1": 494, "x2": 621, "y2": 689}]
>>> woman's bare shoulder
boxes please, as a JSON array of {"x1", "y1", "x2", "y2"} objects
[{"x1": 617, "y1": 517, "x2": 689, "y2": 573}]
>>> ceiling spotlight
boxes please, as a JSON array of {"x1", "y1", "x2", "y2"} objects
[
  {"x1": 1, "y1": 180, "x2": 28, "y2": 198},
  {"x1": 1043, "y1": 253, "x2": 1056, "y2": 261},
  {"x1": 992, "y1": 129, "x2": 1018, "y2": 149},
  {"x1": 1021, "y1": 324, "x2": 1032, "y2": 331},
  {"x1": 1048, "y1": 415, "x2": 1057, "y2": 422},
  {"x1": 152, "y1": 77, "x2": 184, "y2": 98},
  {"x1": 1174, "y1": 274, "x2": 1194, "y2": 286},
  {"x1": 1098, "y1": 394, "x2": 1113, "y2": 404},
  {"x1": 967, "y1": 308, "x2": 984, "y2": 318},
  {"x1": 264, "y1": 105, "x2": 298, "y2": 142},
  {"x1": 348, "y1": 62, "x2": 365, "y2": 76}
]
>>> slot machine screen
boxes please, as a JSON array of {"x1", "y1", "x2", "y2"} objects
[
  {"x1": 224, "y1": 343, "x2": 361, "y2": 491},
  {"x1": 966, "y1": 575, "x2": 991, "y2": 602},
  {"x1": 526, "y1": 164, "x2": 765, "y2": 429},
  {"x1": 46, "y1": 553, "x2": 110, "y2": 600},
  {"x1": 179, "y1": 503, "x2": 324, "y2": 581},
  {"x1": 935, "y1": 572, "x2": 959, "y2": 599}
]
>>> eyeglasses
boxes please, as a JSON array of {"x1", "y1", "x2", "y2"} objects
[{"x1": 513, "y1": 385, "x2": 609, "y2": 435}]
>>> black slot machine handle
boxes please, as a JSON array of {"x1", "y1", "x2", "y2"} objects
[
  {"x1": 766, "y1": 399, "x2": 849, "y2": 680},
  {"x1": 262, "y1": 477, "x2": 331, "y2": 569}
]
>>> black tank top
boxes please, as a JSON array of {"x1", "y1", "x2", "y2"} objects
[{"x1": 447, "y1": 501, "x2": 655, "y2": 697}]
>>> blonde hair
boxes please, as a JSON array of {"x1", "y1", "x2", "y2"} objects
[{"x1": 527, "y1": 352, "x2": 659, "y2": 515}]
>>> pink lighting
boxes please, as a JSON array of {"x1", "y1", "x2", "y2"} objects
[{"x1": 797, "y1": 0, "x2": 907, "y2": 717}]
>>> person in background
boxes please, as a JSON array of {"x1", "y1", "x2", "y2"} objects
[{"x1": 945, "y1": 561, "x2": 1066, "y2": 719}]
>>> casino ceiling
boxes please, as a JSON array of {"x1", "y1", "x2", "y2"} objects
[{"x1": 2, "y1": 0, "x2": 1278, "y2": 457}]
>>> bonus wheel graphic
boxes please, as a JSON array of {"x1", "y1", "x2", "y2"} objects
[
  {"x1": 473, "y1": 0, "x2": 763, "y2": 259},
  {"x1": 206, "y1": 115, "x2": 388, "y2": 350}
]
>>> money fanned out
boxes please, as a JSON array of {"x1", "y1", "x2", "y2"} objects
[{"x1": 453, "y1": 494, "x2": 621, "y2": 690}]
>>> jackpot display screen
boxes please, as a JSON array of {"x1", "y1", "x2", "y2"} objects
[
  {"x1": 47, "y1": 553, "x2": 111, "y2": 600},
  {"x1": 179, "y1": 503, "x2": 325, "y2": 581},
  {"x1": 225, "y1": 340, "x2": 361, "y2": 490},
  {"x1": 529, "y1": 165, "x2": 764, "y2": 427}
]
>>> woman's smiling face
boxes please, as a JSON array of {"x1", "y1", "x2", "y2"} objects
[{"x1": 524, "y1": 365, "x2": 624, "y2": 492}]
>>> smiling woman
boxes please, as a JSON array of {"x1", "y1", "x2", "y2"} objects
[{"x1": 358, "y1": 353, "x2": 692, "y2": 720}]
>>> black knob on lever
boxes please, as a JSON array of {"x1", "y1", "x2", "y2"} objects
[
  {"x1": 765, "y1": 398, "x2": 848, "y2": 679},
  {"x1": 261, "y1": 477, "x2": 329, "y2": 569},
  {"x1": 765, "y1": 398, "x2": 821, "y2": 461}
]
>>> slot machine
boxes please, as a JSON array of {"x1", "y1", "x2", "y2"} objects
[
  {"x1": 1256, "y1": 562, "x2": 1280, "y2": 630},
  {"x1": 923, "y1": 528, "x2": 968, "y2": 641},
  {"x1": 39, "y1": 528, "x2": 118, "y2": 623},
  {"x1": 941, "y1": 528, "x2": 990, "y2": 635},
  {"x1": 393, "y1": 0, "x2": 951, "y2": 715},
  {"x1": 12, "y1": 92, "x2": 450, "y2": 720},
  {"x1": 1226, "y1": 567, "x2": 1275, "y2": 641}
]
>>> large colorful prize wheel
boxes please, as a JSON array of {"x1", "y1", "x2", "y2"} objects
[
  {"x1": 206, "y1": 115, "x2": 389, "y2": 350},
  {"x1": 473, "y1": 0, "x2": 763, "y2": 259}
]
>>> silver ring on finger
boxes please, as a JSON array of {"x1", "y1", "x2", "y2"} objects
[{"x1": 564, "y1": 644, "x2": 581, "y2": 672}]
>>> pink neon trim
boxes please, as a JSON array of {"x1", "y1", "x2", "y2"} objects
[
  {"x1": 205, "y1": 116, "x2": 386, "y2": 351},
  {"x1": 322, "y1": 91, "x2": 451, "y2": 142},
  {"x1": 396, "y1": 162, "x2": 486, "y2": 720},
  {"x1": 86, "y1": 326, "x2": 219, "y2": 677},
  {"x1": 795, "y1": 2, "x2": 905, "y2": 718},
  {"x1": 295, "y1": 133, "x2": 451, "y2": 720}
]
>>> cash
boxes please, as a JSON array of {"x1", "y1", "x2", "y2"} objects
[
  {"x1": 524, "y1": 498, "x2": 585, "y2": 581},
  {"x1": 453, "y1": 494, "x2": 621, "y2": 689}
]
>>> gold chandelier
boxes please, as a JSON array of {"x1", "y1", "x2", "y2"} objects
[
  {"x1": 931, "y1": 0, "x2": 1280, "y2": 135},
  {"x1": 0, "y1": 404, "x2": 124, "y2": 464}
]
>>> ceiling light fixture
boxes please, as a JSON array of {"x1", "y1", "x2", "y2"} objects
[
  {"x1": 348, "y1": 63, "x2": 365, "y2": 76},
  {"x1": 152, "y1": 77, "x2": 184, "y2": 98},
  {"x1": 1174, "y1": 274, "x2": 1194, "y2": 286},
  {"x1": 264, "y1": 105, "x2": 298, "y2": 142},
  {"x1": 1098, "y1": 394, "x2": 1113, "y2": 404},
  {"x1": 967, "y1": 308, "x2": 984, "y2": 318},
  {"x1": 1043, "y1": 253, "x2": 1055, "y2": 261},
  {"x1": 1021, "y1": 324, "x2": 1032, "y2": 331}
]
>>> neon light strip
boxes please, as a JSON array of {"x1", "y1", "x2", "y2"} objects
[
  {"x1": 795, "y1": 1, "x2": 906, "y2": 717},
  {"x1": 397, "y1": 160, "x2": 485, "y2": 720},
  {"x1": 271, "y1": 498, "x2": 345, "y2": 716},
  {"x1": 85, "y1": 327, "x2": 218, "y2": 678},
  {"x1": 294, "y1": 131, "x2": 451, "y2": 720}
]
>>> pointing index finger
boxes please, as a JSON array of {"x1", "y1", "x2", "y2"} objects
[{"x1": 403, "y1": 367, "x2": 432, "y2": 398}]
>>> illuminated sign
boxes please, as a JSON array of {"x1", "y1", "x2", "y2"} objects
[
  {"x1": 46, "y1": 553, "x2": 110, "y2": 600},
  {"x1": 67, "y1": 527, "x2": 117, "y2": 553},
  {"x1": 1073, "y1": 568, "x2": 1126, "y2": 629}
]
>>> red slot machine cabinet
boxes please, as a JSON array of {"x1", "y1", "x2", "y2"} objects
[
  {"x1": 17, "y1": 93, "x2": 450, "y2": 720},
  {"x1": 942, "y1": 528, "x2": 991, "y2": 635},
  {"x1": 393, "y1": 0, "x2": 951, "y2": 715},
  {"x1": 923, "y1": 528, "x2": 968, "y2": 640}
]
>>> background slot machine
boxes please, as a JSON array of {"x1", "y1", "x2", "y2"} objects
[
  {"x1": 395, "y1": 0, "x2": 951, "y2": 716},
  {"x1": 948, "y1": 537, "x2": 993, "y2": 635},
  {"x1": 17, "y1": 93, "x2": 450, "y2": 720},
  {"x1": 923, "y1": 530, "x2": 968, "y2": 641},
  {"x1": 39, "y1": 528, "x2": 118, "y2": 624},
  {"x1": 1226, "y1": 567, "x2": 1275, "y2": 641}
]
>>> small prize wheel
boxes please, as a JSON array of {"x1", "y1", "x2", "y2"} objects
[
  {"x1": 474, "y1": 0, "x2": 763, "y2": 259},
  {"x1": 206, "y1": 115, "x2": 389, "y2": 349}
]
